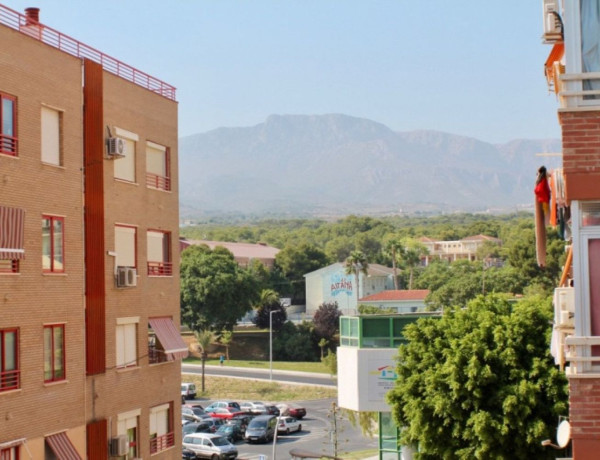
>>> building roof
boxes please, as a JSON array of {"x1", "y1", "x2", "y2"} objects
[
  {"x1": 359, "y1": 290, "x2": 429, "y2": 302},
  {"x1": 180, "y1": 238, "x2": 280, "y2": 259},
  {"x1": 460, "y1": 234, "x2": 501, "y2": 243},
  {"x1": 304, "y1": 262, "x2": 395, "y2": 278}
]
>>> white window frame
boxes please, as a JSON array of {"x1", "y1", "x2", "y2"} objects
[{"x1": 116, "y1": 317, "x2": 139, "y2": 369}]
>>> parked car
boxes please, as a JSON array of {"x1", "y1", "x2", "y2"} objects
[
  {"x1": 244, "y1": 415, "x2": 277, "y2": 444},
  {"x1": 182, "y1": 433, "x2": 238, "y2": 459},
  {"x1": 216, "y1": 423, "x2": 244, "y2": 443},
  {"x1": 181, "y1": 382, "x2": 197, "y2": 401},
  {"x1": 207, "y1": 407, "x2": 246, "y2": 420},
  {"x1": 263, "y1": 404, "x2": 280, "y2": 416},
  {"x1": 277, "y1": 416, "x2": 302, "y2": 434},
  {"x1": 182, "y1": 406, "x2": 210, "y2": 423},
  {"x1": 276, "y1": 403, "x2": 306, "y2": 419},
  {"x1": 227, "y1": 414, "x2": 255, "y2": 434},
  {"x1": 239, "y1": 401, "x2": 267, "y2": 414},
  {"x1": 182, "y1": 421, "x2": 213, "y2": 436},
  {"x1": 203, "y1": 418, "x2": 225, "y2": 433},
  {"x1": 182, "y1": 448, "x2": 197, "y2": 459},
  {"x1": 204, "y1": 401, "x2": 241, "y2": 412}
]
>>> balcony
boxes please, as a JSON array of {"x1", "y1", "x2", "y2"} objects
[
  {"x1": 0, "y1": 369, "x2": 20, "y2": 391},
  {"x1": 146, "y1": 172, "x2": 171, "y2": 191},
  {"x1": 565, "y1": 336, "x2": 600, "y2": 377},
  {"x1": 149, "y1": 432, "x2": 174, "y2": 454},
  {"x1": 148, "y1": 345, "x2": 169, "y2": 365},
  {"x1": 147, "y1": 261, "x2": 172, "y2": 276}
]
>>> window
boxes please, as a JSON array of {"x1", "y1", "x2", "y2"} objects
[
  {"x1": 41, "y1": 107, "x2": 62, "y2": 166},
  {"x1": 113, "y1": 128, "x2": 137, "y2": 182},
  {"x1": 0, "y1": 445, "x2": 19, "y2": 460},
  {"x1": 146, "y1": 142, "x2": 170, "y2": 191},
  {"x1": 0, "y1": 92, "x2": 17, "y2": 156},
  {"x1": 42, "y1": 216, "x2": 64, "y2": 273},
  {"x1": 147, "y1": 230, "x2": 172, "y2": 276},
  {"x1": 43, "y1": 324, "x2": 65, "y2": 382},
  {"x1": 149, "y1": 403, "x2": 173, "y2": 454},
  {"x1": 0, "y1": 206, "x2": 25, "y2": 274},
  {"x1": 115, "y1": 225, "x2": 137, "y2": 268},
  {"x1": 118, "y1": 409, "x2": 140, "y2": 459},
  {"x1": 116, "y1": 318, "x2": 138, "y2": 369},
  {"x1": 0, "y1": 328, "x2": 19, "y2": 392}
]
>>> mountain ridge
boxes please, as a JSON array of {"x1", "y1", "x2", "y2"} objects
[{"x1": 179, "y1": 114, "x2": 561, "y2": 218}]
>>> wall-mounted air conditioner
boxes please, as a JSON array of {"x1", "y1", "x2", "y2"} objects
[
  {"x1": 116, "y1": 266, "x2": 137, "y2": 287},
  {"x1": 106, "y1": 137, "x2": 125, "y2": 158},
  {"x1": 554, "y1": 287, "x2": 574, "y2": 327},
  {"x1": 542, "y1": 0, "x2": 563, "y2": 43},
  {"x1": 109, "y1": 435, "x2": 129, "y2": 456}
]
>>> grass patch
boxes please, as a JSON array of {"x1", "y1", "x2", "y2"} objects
[
  {"x1": 183, "y1": 358, "x2": 331, "y2": 374},
  {"x1": 183, "y1": 375, "x2": 337, "y2": 401},
  {"x1": 341, "y1": 449, "x2": 378, "y2": 459}
]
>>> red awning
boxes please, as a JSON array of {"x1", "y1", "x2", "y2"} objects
[
  {"x1": 45, "y1": 432, "x2": 82, "y2": 460},
  {"x1": 0, "y1": 206, "x2": 25, "y2": 259},
  {"x1": 149, "y1": 317, "x2": 189, "y2": 360}
]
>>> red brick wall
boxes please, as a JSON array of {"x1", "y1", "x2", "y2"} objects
[
  {"x1": 560, "y1": 111, "x2": 600, "y2": 201},
  {"x1": 570, "y1": 378, "x2": 600, "y2": 459}
]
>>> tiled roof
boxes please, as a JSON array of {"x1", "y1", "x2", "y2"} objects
[
  {"x1": 461, "y1": 234, "x2": 501, "y2": 242},
  {"x1": 360, "y1": 290, "x2": 429, "y2": 301},
  {"x1": 180, "y1": 239, "x2": 279, "y2": 259}
]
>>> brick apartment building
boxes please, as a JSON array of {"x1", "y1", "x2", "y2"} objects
[
  {"x1": 544, "y1": 1, "x2": 600, "y2": 458},
  {"x1": 0, "y1": 5, "x2": 185, "y2": 459}
]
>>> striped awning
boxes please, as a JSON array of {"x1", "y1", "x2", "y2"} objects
[
  {"x1": 45, "y1": 432, "x2": 82, "y2": 460},
  {"x1": 149, "y1": 317, "x2": 189, "y2": 360},
  {"x1": 0, "y1": 206, "x2": 25, "y2": 259}
]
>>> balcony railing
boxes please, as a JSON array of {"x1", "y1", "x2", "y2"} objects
[
  {"x1": 0, "y1": 4, "x2": 176, "y2": 101},
  {"x1": 147, "y1": 261, "x2": 173, "y2": 276},
  {"x1": 565, "y1": 336, "x2": 600, "y2": 376},
  {"x1": 0, "y1": 369, "x2": 20, "y2": 391},
  {"x1": 558, "y1": 72, "x2": 600, "y2": 109},
  {"x1": 149, "y1": 432, "x2": 174, "y2": 454},
  {"x1": 148, "y1": 345, "x2": 169, "y2": 365},
  {"x1": 0, "y1": 135, "x2": 17, "y2": 156},
  {"x1": 146, "y1": 173, "x2": 171, "y2": 191}
]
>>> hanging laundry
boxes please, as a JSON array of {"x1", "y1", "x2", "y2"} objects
[{"x1": 535, "y1": 166, "x2": 551, "y2": 267}]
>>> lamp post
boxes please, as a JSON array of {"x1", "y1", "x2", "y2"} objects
[{"x1": 269, "y1": 309, "x2": 275, "y2": 381}]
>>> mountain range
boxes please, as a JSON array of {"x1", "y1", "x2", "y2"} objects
[{"x1": 178, "y1": 114, "x2": 561, "y2": 219}]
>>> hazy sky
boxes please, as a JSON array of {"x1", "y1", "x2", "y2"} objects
[{"x1": 5, "y1": 1, "x2": 562, "y2": 143}]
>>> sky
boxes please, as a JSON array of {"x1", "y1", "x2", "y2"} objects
[{"x1": 4, "y1": 0, "x2": 562, "y2": 144}]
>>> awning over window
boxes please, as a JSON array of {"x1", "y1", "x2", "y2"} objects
[
  {"x1": 45, "y1": 432, "x2": 82, "y2": 460},
  {"x1": 0, "y1": 206, "x2": 25, "y2": 259},
  {"x1": 149, "y1": 317, "x2": 189, "y2": 360},
  {"x1": 545, "y1": 43, "x2": 565, "y2": 94}
]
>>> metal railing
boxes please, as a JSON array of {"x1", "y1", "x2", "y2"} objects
[
  {"x1": 0, "y1": 4, "x2": 176, "y2": 101},
  {"x1": 0, "y1": 369, "x2": 20, "y2": 391},
  {"x1": 565, "y1": 336, "x2": 600, "y2": 375},
  {"x1": 147, "y1": 261, "x2": 173, "y2": 276},
  {"x1": 149, "y1": 432, "x2": 174, "y2": 454},
  {"x1": 146, "y1": 173, "x2": 171, "y2": 191}
]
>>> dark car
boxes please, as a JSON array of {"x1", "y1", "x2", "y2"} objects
[
  {"x1": 216, "y1": 423, "x2": 243, "y2": 443},
  {"x1": 263, "y1": 405, "x2": 280, "y2": 416},
  {"x1": 244, "y1": 415, "x2": 277, "y2": 444},
  {"x1": 182, "y1": 406, "x2": 210, "y2": 423},
  {"x1": 227, "y1": 415, "x2": 254, "y2": 434},
  {"x1": 182, "y1": 421, "x2": 213, "y2": 436},
  {"x1": 182, "y1": 448, "x2": 197, "y2": 459}
]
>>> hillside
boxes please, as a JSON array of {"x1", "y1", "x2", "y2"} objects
[{"x1": 179, "y1": 114, "x2": 561, "y2": 218}]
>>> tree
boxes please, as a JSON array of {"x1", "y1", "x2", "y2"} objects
[
  {"x1": 387, "y1": 295, "x2": 568, "y2": 459},
  {"x1": 313, "y1": 301, "x2": 342, "y2": 342},
  {"x1": 219, "y1": 330, "x2": 233, "y2": 361},
  {"x1": 194, "y1": 329, "x2": 215, "y2": 393},
  {"x1": 400, "y1": 238, "x2": 428, "y2": 290},
  {"x1": 275, "y1": 243, "x2": 330, "y2": 300},
  {"x1": 180, "y1": 245, "x2": 259, "y2": 331},
  {"x1": 344, "y1": 250, "x2": 369, "y2": 303},
  {"x1": 252, "y1": 289, "x2": 287, "y2": 330},
  {"x1": 383, "y1": 236, "x2": 404, "y2": 290},
  {"x1": 272, "y1": 321, "x2": 317, "y2": 361}
]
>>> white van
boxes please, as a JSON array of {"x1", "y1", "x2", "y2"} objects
[
  {"x1": 181, "y1": 382, "x2": 197, "y2": 401},
  {"x1": 182, "y1": 433, "x2": 238, "y2": 459}
]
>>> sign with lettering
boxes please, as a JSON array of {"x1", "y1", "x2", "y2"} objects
[{"x1": 330, "y1": 273, "x2": 353, "y2": 296}]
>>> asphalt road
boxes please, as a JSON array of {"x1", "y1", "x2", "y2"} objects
[{"x1": 182, "y1": 364, "x2": 337, "y2": 388}]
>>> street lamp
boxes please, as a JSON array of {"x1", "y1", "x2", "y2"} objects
[{"x1": 269, "y1": 309, "x2": 276, "y2": 381}]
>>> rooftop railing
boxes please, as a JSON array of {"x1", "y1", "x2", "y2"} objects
[{"x1": 0, "y1": 4, "x2": 176, "y2": 101}]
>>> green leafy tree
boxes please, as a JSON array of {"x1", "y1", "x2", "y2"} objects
[
  {"x1": 252, "y1": 288, "x2": 287, "y2": 330},
  {"x1": 400, "y1": 238, "x2": 428, "y2": 290},
  {"x1": 272, "y1": 321, "x2": 316, "y2": 361},
  {"x1": 219, "y1": 330, "x2": 233, "y2": 361},
  {"x1": 383, "y1": 235, "x2": 404, "y2": 290},
  {"x1": 275, "y1": 243, "x2": 329, "y2": 300},
  {"x1": 344, "y1": 250, "x2": 369, "y2": 303},
  {"x1": 387, "y1": 294, "x2": 568, "y2": 460},
  {"x1": 325, "y1": 235, "x2": 355, "y2": 262},
  {"x1": 180, "y1": 245, "x2": 259, "y2": 331}
]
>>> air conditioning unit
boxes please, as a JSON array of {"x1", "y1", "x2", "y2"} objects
[
  {"x1": 109, "y1": 435, "x2": 129, "y2": 456},
  {"x1": 554, "y1": 287, "x2": 574, "y2": 327},
  {"x1": 106, "y1": 137, "x2": 125, "y2": 158},
  {"x1": 542, "y1": 0, "x2": 563, "y2": 43},
  {"x1": 116, "y1": 266, "x2": 137, "y2": 287}
]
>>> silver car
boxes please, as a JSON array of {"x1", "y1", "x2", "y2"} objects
[{"x1": 182, "y1": 433, "x2": 238, "y2": 459}]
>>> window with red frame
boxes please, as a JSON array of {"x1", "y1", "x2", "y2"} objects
[
  {"x1": 0, "y1": 328, "x2": 19, "y2": 392},
  {"x1": 0, "y1": 445, "x2": 19, "y2": 460},
  {"x1": 0, "y1": 92, "x2": 17, "y2": 156},
  {"x1": 147, "y1": 230, "x2": 172, "y2": 276},
  {"x1": 43, "y1": 324, "x2": 65, "y2": 382},
  {"x1": 42, "y1": 215, "x2": 64, "y2": 273}
]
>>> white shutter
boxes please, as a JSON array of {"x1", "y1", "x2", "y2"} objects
[
  {"x1": 115, "y1": 226, "x2": 136, "y2": 267},
  {"x1": 41, "y1": 107, "x2": 60, "y2": 165}
]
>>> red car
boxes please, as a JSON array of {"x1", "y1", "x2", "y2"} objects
[
  {"x1": 207, "y1": 407, "x2": 246, "y2": 420},
  {"x1": 276, "y1": 403, "x2": 306, "y2": 420}
]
